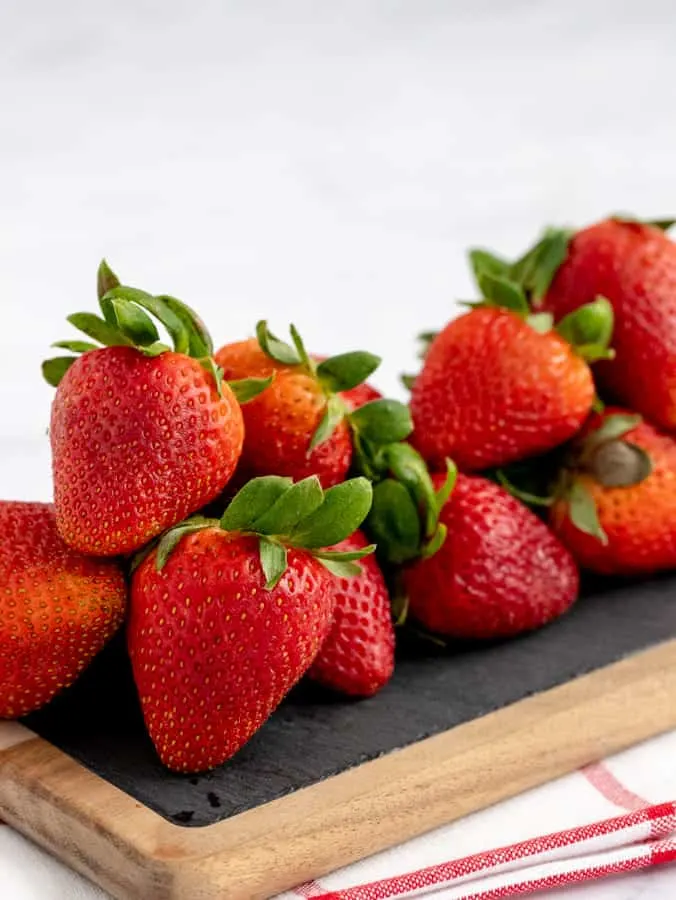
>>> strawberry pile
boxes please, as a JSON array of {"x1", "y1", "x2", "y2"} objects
[{"x1": 2, "y1": 215, "x2": 675, "y2": 774}]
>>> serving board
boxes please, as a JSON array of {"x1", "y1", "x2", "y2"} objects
[{"x1": 1, "y1": 574, "x2": 676, "y2": 899}]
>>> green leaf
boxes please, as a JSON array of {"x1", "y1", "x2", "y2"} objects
[
  {"x1": 289, "y1": 324, "x2": 313, "y2": 369},
  {"x1": 102, "y1": 287, "x2": 189, "y2": 355},
  {"x1": 255, "y1": 320, "x2": 301, "y2": 366},
  {"x1": 510, "y1": 228, "x2": 571, "y2": 302},
  {"x1": 468, "y1": 248, "x2": 511, "y2": 285},
  {"x1": 477, "y1": 272, "x2": 529, "y2": 316},
  {"x1": 52, "y1": 340, "x2": 99, "y2": 353},
  {"x1": 648, "y1": 219, "x2": 676, "y2": 231},
  {"x1": 349, "y1": 399, "x2": 413, "y2": 445},
  {"x1": 381, "y1": 442, "x2": 439, "y2": 538},
  {"x1": 110, "y1": 298, "x2": 161, "y2": 346},
  {"x1": 366, "y1": 479, "x2": 421, "y2": 565},
  {"x1": 289, "y1": 477, "x2": 373, "y2": 549},
  {"x1": 611, "y1": 214, "x2": 676, "y2": 232},
  {"x1": 199, "y1": 358, "x2": 224, "y2": 397},
  {"x1": 496, "y1": 469, "x2": 554, "y2": 507},
  {"x1": 259, "y1": 538, "x2": 288, "y2": 590},
  {"x1": 556, "y1": 296, "x2": 614, "y2": 357},
  {"x1": 316, "y1": 351, "x2": 381, "y2": 393},
  {"x1": 227, "y1": 375, "x2": 274, "y2": 404},
  {"x1": 97, "y1": 259, "x2": 120, "y2": 311},
  {"x1": 417, "y1": 331, "x2": 438, "y2": 359},
  {"x1": 220, "y1": 476, "x2": 293, "y2": 532},
  {"x1": 253, "y1": 476, "x2": 324, "y2": 535},
  {"x1": 526, "y1": 312, "x2": 554, "y2": 334},
  {"x1": 592, "y1": 394, "x2": 606, "y2": 414},
  {"x1": 312, "y1": 545, "x2": 376, "y2": 562},
  {"x1": 155, "y1": 518, "x2": 213, "y2": 570},
  {"x1": 309, "y1": 394, "x2": 347, "y2": 452},
  {"x1": 401, "y1": 373, "x2": 416, "y2": 391},
  {"x1": 421, "y1": 522, "x2": 447, "y2": 559},
  {"x1": 159, "y1": 294, "x2": 214, "y2": 358},
  {"x1": 317, "y1": 558, "x2": 362, "y2": 578},
  {"x1": 584, "y1": 413, "x2": 642, "y2": 453},
  {"x1": 568, "y1": 481, "x2": 608, "y2": 545},
  {"x1": 67, "y1": 313, "x2": 133, "y2": 348},
  {"x1": 435, "y1": 458, "x2": 458, "y2": 513},
  {"x1": 139, "y1": 341, "x2": 172, "y2": 357},
  {"x1": 42, "y1": 356, "x2": 77, "y2": 387}
]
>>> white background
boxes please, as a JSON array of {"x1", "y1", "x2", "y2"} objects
[{"x1": 2, "y1": 2, "x2": 676, "y2": 897}]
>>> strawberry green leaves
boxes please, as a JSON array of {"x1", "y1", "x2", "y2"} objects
[
  {"x1": 44, "y1": 261, "x2": 274, "y2": 403},
  {"x1": 355, "y1": 431, "x2": 456, "y2": 565},
  {"x1": 255, "y1": 320, "x2": 385, "y2": 452},
  {"x1": 611, "y1": 214, "x2": 676, "y2": 232},
  {"x1": 556, "y1": 296, "x2": 614, "y2": 362},
  {"x1": 42, "y1": 357, "x2": 78, "y2": 387},
  {"x1": 510, "y1": 228, "x2": 572, "y2": 303},
  {"x1": 155, "y1": 475, "x2": 374, "y2": 588},
  {"x1": 316, "y1": 351, "x2": 381, "y2": 393},
  {"x1": 469, "y1": 227, "x2": 572, "y2": 311},
  {"x1": 349, "y1": 399, "x2": 413, "y2": 445},
  {"x1": 568, "y1": 481, "x2": 608, "y2": 545},
  {"x1": 256, "y1": 320, "x2": 304, "y2": 366}
]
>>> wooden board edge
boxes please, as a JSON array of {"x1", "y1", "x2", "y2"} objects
[{"x1": 1, "y1": 640, "x2": 675, "y2": 899}]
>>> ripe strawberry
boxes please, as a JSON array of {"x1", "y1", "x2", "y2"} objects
[
  {"x1": 43, "y1": 262, "x2": 268, "y2": 556},
  {"x1": 538, "y1": 218, "x2": 676, "y2": 430},
  {"x1": 341, "y1": 382, "x2": 382, "y2": 410},
  {"x1": 308, "y1": 530, "x2": 394, "y2": 697},
  {"x1": 0, "y1": 501, "x2": 126, "y2": 718},
  {"x1": 550, "y1": 409, "x2": 676, "y2": 575},
  {"x1": 215, "y1": 325, "x2": 409, "y2": 488},
  {"x1": 128, "y1": 474, "x2": 374, "y2": 772},
  {"x1": 410, "y1": 303, "x2": 603, "y2": 472},
  {"x1": 403, "y1": 473, "x2": 579, "y2": 640}
]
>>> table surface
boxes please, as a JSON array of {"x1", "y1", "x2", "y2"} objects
[{"x1": 2, "y1": 1, "x2": 676, "y2": 897}]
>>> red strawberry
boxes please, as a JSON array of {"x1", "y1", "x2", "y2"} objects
[
  {"x1": 43, "y1": 263, "x2": 263, "y2": 556},
  {"x1": 215, "y1": 325, "x2": 407, "y2": 489},
  {"x1": 308, "y1": 530, "x2": 394, "y2": 697},
  {"x1": 410, "y1": 305, "x2": 599, "y2": 471},
  {"x1": 403, "y1": 474, "x2": 579, "y2": 640},
  {"x1": 0, "y1": 501, "x2": 126, "y2": 718},
  {"x1": 538, "y1": 218, "x2": 676, "y2": 430},
  {"x1": 128, "y1": 474, "x2": 374, "y2": 772},
  {"x1": 550, "y1": 408, "x2": 676, "y2": 575}
]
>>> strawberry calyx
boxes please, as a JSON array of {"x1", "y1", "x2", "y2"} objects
[
  {"x1": 148, "y1": 474, "x2": 375, "y2": 591},
  {"x1": 610, "y1": 214, "x2": 676, "y2": 231},
  {"x1": 255, "y1": 320, "x2": 412, "y2": 453},
  {"x1": 43, "y1": 260, "x2": 272, "y2": 404},
  {"x1": 495, "y1": 413, "x2": 653, "y2": 547},
  {"x1": 356, "y1": 437, "x2": 457, "y2": 566}
]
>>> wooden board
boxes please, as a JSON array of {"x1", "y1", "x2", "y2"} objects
[{"x1": 1, "y1": 574, "x2": 676, "y2": 899}]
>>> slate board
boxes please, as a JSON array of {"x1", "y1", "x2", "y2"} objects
[{"x1": 24, "y1": 572, "x2": 676, "y2": 828}]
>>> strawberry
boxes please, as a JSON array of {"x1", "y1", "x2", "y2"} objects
[
  {"x1": 128, "y1": 474, "x2": 374, "y2": 772},
  {"x1": 409, "y1": 297, "x2": 607, "y2": 471},
  {"x1": 342, "y1": 382, "x2": 382, "y2": 410},
  {"x1": 43, "y1": 261, "x2": 268, "y2": 557},
  {"x1": 308, "y1": 530, "x2": 394, "y2": 697},
  {"x1": 549, "y1": 409, "x2": 676, "y2": 575},
  {"x1": 402, "y1": 473, "x2": 579, "y2": 640},
  {"x1": 215, "y1": 324, "x2": 410, "y2": 488},
  {"x1": 477, "y1": 217, "x2": 676, "y2": 430},
  {"x1": 0, "y1": 501, "x2": 126, "y2": 718}
]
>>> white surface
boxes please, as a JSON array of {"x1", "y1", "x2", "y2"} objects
[{"x1": 2, "y1": 1, "x2": 676, "y2": 897}]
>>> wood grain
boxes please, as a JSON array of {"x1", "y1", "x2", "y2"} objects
[{"x1": 1, "y1": 640, "x2": 675, "y2": 900}]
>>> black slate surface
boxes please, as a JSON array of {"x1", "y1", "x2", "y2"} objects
[{"x1": 25, "y1": 574, "x2": 676, "y2": 828}]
